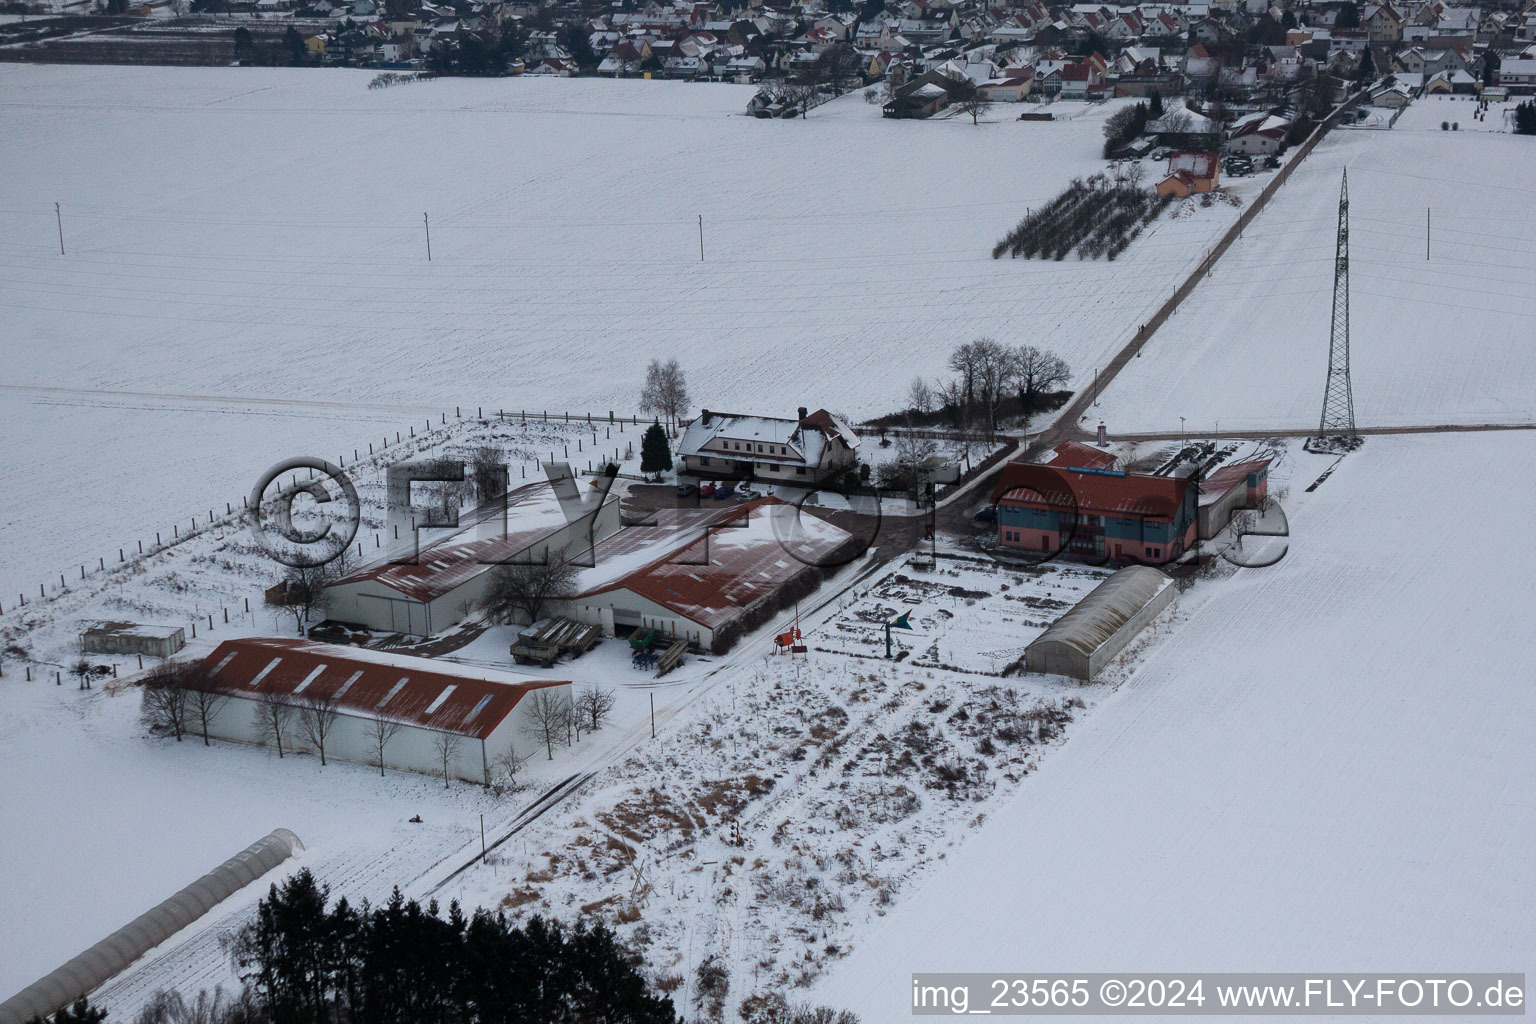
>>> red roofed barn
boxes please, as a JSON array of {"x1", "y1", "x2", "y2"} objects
[{"x1": 189, "y1": 637, "x2": 571, "y2": 782}]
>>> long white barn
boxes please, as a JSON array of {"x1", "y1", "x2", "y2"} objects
[{"x1": 190, "y1": 637, "x2": 571, "y2": 783}]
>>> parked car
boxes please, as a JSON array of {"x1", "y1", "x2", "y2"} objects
[
  {"x1": 676, "y1": 483, "x2": 698, "y2": 498},
  {"x1": 974, "y1": 505, "x2": 998, "y2": 524},
  {"x1": 734, "y1": 486, "x2": 759, "y2": 502},
  {"x1": 698, "y1": 482, "x2": 715, "y2": 498},
  {"x1": 714, "y1": 484, "x2": 735, "y2": 500}
]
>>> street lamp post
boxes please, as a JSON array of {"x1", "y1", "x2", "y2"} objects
[{"x1": 1180, "y1": 416, "x2": 1186, "y2": 446}]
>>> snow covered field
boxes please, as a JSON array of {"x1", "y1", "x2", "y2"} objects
[
  {"x1": 821, "y1": 431, "x2": 1536, "y2": 1015},
  {"x1": 0, "y1": 64, "x2": 1256, "y2": 600},
  {"x1": 1091, "y1": 96, "x2": 1536, "y2": 435}
]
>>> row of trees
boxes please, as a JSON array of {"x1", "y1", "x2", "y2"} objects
[
  {"x1": 906, "y1": 337, "x2": 1072, "y2": 438},
  {"x1": 992, "y1": 171, "x2": 1173, "y2": 262}
]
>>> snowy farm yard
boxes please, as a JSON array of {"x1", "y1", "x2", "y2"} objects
[
  {"x1": 0, "y1": 414, "x2": 631, "y2": 1002},
  {"x1": 812, "y1": 554, "x2": 1109, "y2": 674},
  {"x1": 820, "y1": 431, "x2": 1536, "y2": 1016},
  {"x1": 1091, "y1": 96, "x2": 1536, "y2": 435},
  {"x1": 446, "y1": 552, "x2": 1109, "y2": 1017},
  {"x1": 0, "y1": 63, "x2": 1256, "y2": 600},
  {"x1": 0, "y1": 441, "x2": 1133, "y2": 1022}
]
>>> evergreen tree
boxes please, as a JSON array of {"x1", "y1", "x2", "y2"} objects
[
  {"x1": 228, "y1": 871, "x2": 681, "y2": 1024},
  {"x1": 1148, "y1": 90, "x2": 1164, "y2": 118},
  {"x1": 640, "y1": 421, "x2": 673, "y2": 476},
  {"x1": 1482, "y1": 49, "x2": 1500, "y2": 88},
  {"x1": 284, "y1": 26, "x2": 306, "y2": 66},
  {"x1": 1356, "y1": 45, "x2": 1376, "y2": 82},
  {"x1": 1515, "y1": 101, "x2": 1536, "y2": 136},
  {"x1": 1335, "y1": 1, "x2": 1360, "y2": 28}
]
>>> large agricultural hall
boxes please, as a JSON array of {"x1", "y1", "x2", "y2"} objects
[{"x1": 189, "y1": 637, "x2": 572, "y2": 783}]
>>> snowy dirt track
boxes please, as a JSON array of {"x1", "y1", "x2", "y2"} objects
[
  {"x1": 0, "y1": 64, "x2": 1251, "y2": 598},
  {"x1": 819, "y1": 431, "x2": 1536, "y2": 1016},
  {"x1": 1092, "y1": 97, "x2": 1536, "y2": 435}
]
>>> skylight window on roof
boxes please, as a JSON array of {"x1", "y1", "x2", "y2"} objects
[
  {"x1": 376, "y1": 677, "x2": 409, "y2": 709},
  {"x1": 293, "y1": 663, "x2": 328, "y2": 693},
  {"x1": 249, "y1": 657, "x2": 283, "y2": 688},
  {"x1": 424, "y1": 684, "x2": 456, "y2": 715},
  {"x1": 463, "y1": 693, "x2": 494, "y2": 724},
  {"x1": 333, "y1": 670, "x2": 363, "y2": 700}
]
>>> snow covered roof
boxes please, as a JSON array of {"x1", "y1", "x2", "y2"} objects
[
  {"x1": 195, "y1": 637, "x2": 568, "y2": 739},
  {"x1": 1028, "y1": 566, "x2": 1173, "y2": 658},
  {"x1": 335, "y1": 479, "x2": 612, "y2": 603},
  {"x1": 1230, "y1": 111, "x2": 1290, "y2": 137},
  {"x1": 81, "y1": 621, "x2": 184, "y2": 640},
  {"x1": 1148, "y1": 107, "x2": 1215, "y2": 132},
  {"x1": 679, "y1": 408, "x2": 857, "y2": 469}
]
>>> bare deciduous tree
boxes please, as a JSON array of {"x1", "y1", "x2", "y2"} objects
[
  {"x1": 956, "y1": 83, "x2": 991, "y2": 125},
  {"x1": 488, "y1": 746, "x2": 528, "y2": 797},
  {"x1": 469, "y1": 445, "x2": 508, "y2": 506},
  {"x1": 365, "y1": 715, "x2": 404, "y2": 776},
  {"x1": 256, "y1": 691, "x2": 294, "y2": 758},
  {"x1": 296, "y1": 693, "x2": 340, "y2": 766},
  {"x1": 282, "y1": 563, "x2": 335, "y2": 635},
  {"x1": 432, "y1": 731, "x2": 459, "y2": 787},
  {"x1": 139, "y1": 662, "x2": 193, "y2": 741},
  {"x1": 186, "y1": 673, "x2": 230, "y2": 747},
  {"x1": 908, "y1": 377, "x2": 934, "y2": 418},
  {"x1": 574, "y1": 684, "x2": 617, "y2": 732},
  {"x1": 1011, "y1": 345, "x2": 1073, "y2": 422},
  {"x1": 480, "y1": 553, "x2": 580, "y2": 625},
  {"x1": 521, "y1": 688, "x2": 571, "y2": 760},
  {"x1": 640, "y1": 358, "x2": 689, "y2": 433}
]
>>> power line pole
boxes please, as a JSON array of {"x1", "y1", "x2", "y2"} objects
[
  {"x1": 423, "y1": 212, "x2": 432, "y2": 262},
  {"x1": 1426, "y1": 206, "x2": 1430, "y2": 260},
  {"x1": 698, "y1": 214, "x2": 704, "y2": 261},
  {"x1": 1308, "y1": 170, "x2": 1360, "y2": 453},
  {"x1": 55, "y1": 202, "x2": 64, "y2": 255}
]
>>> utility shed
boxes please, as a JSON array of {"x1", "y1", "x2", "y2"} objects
[
  {"x1": 1024, "y1": 566, "x2": 1174, "y2": 681},
  {"x1": 79, "y1": 622, "x2": 185, "y2": 659}
]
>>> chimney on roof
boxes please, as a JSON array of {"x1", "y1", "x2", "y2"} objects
[
  {"x1": 700, "y1": 409, "x2": 711, "y2": 424},
  {"x1": 797, "y1": 406, "x2": 808, "y2": 421}
]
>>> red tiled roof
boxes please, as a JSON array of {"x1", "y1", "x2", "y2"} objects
[
  {"x1": 196, "y1": 637, "x2": 567, "y2": 740},
  {"x1": 992, "y1": 462, "x2": 1190, "y2": 519}
]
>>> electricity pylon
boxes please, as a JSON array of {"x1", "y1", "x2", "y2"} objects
[{"x1": 1309, "y1": 170, "x2": 1362, "y2": 453}]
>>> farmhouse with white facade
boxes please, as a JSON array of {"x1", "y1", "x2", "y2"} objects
[{"x1": 678, "y1": 407, "x2": 859, "y2": 486}]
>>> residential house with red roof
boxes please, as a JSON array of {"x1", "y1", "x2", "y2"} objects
[{"x1": 1155, "y1": 151, "x2": 1220, "y2": 196}]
